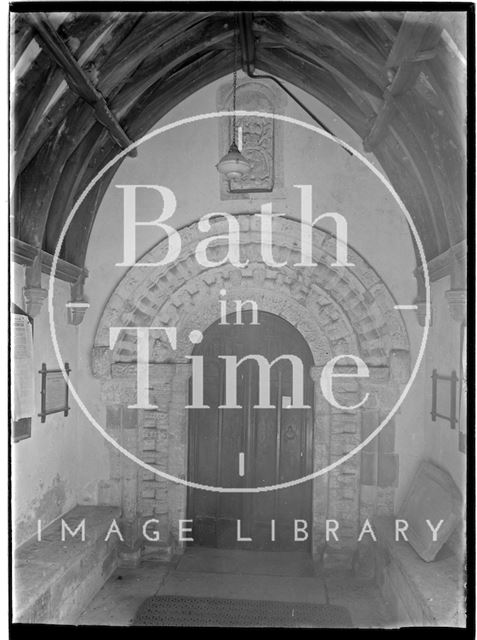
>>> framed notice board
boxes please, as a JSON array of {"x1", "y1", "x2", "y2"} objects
[
  {"x1": 38, "y1": 363, "x2": 71, "y2": 423},
  {"x1": 12, "y1": 303, "x2": 34, "y2": 442},
  {"x1": 431, "y1": 368, "x2": 458, "y2": 431}
]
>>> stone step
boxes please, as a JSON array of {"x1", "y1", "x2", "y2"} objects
[
  {"x1": 175, "y1": 548, "x2": 316, "y2": 577},
  {"x1": 157, "y1": 570, "x2": 327, "y2": 604},
  {"x1": 14, "y1": 505, "x2": 121, "y2": 624}
]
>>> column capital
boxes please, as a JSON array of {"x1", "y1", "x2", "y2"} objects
[
  {"x1": 310, "y1": 365, "x2": 323, "y2": 382},
  {"x1": 110, "y1": 362, "x2": 178, "y2": 382},
  {"x1": 23, "y1": 286, "x2": 47, "y2": 317},
  {"x1": 173, "y1": 362, "x2": 192, "y2": 382},
  {"x1": 414, "y1": 300, "x2": 432, "y2": 327},
  {"x1": 67, "y1": 273, "x2": 89, "y2": 325},
  {"x1": 445, "y1": 289, "x2": 467, "y2": 323}
]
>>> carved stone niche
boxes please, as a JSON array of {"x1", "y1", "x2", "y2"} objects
[{"x1": 217, "y1": 78, "x2": 286, "y2": 199}]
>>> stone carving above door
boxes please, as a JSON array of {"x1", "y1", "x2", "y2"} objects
[{"x1": 217, "y1": 78, "x2": 286, "y2": 199}]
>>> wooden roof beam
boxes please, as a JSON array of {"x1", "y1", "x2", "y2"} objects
[
  {"x1": 11, "y1": 14, "x2": 34, "y2": 68},
  {"x1": 386, "y1": 12, "x2": 441, "y2": 69},
  {"x1": 64, "y1": 49, "x2": 233, "y2": 267},
  {"x1": 25, "y1": 12, "x2": 137, "y2": 158},
  {"x1": 12, "y1": 237, "x2": 88, "y2": 284},
  {"x1": 363, "y1": 12, "x2": 443, "y2": 150},
  {"x1": 238, "y1": 12, "x2": 255, "y2": 72}
]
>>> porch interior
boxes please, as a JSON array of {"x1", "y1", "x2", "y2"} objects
[{"x1": 11, "y1": 9, "x2": 467, "y2": 630}]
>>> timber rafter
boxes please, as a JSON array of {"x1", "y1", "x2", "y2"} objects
[
  {"x1": 24, "y1": 12, "x2": 137, "y2": 158},
  {"x1": 363, "y1": 12, "x2": 445, "y2": 151},
  {"x1": 10, "y1": 10, "x2": 467, "y2": 283}
]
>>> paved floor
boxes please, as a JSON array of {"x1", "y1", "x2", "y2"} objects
[
  {"x1": 77, "y1": 561, "x2": 170, "y2": 626},
  {"x1": 77, "y1": 548, "x2": 390, "y2": 627},
  {"x1": 175, "y1": 547, "x2": 316, "y2": 577}
]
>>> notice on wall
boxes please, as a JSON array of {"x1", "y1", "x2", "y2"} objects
[
  {"x1": 459, "y1": 326, "x2": 467, "y2": 453},
  {"x1": 12, "y1": 314, "x2": 35, "y2": 420}
]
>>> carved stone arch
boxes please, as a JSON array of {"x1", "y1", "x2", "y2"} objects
[
  {"x1": 93, "y1": 214, "x2": 409, "y2": 367},
  {"x1": 92, "y1": 214, "x2": 410, "y2": 567}
]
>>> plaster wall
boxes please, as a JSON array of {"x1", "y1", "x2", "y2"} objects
[
  {"x1": 394, "y1": 275, "x2": 465, "y2": 509},
  {"x1": 426, "y1": 277, "x2": 465, "y2": 493},
  {"x1": 12, "y1": 264, "x2": 81, "y2": 547}
]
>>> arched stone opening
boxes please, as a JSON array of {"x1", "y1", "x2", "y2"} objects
[{"x1": 92, "y1": 215, "x2": 410, "y2": 567}]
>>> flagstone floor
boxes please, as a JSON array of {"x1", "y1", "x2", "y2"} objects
[{"x1": 77, "y1": 548, "x2": 390, "y2": 627}]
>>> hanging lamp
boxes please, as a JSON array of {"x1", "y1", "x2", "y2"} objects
[{"x1": 216, "y1": 30, "x2": 250, "y2": 181}]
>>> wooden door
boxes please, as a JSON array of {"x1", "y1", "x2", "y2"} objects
[{"x1": 187, "y1": 311, "x2": 313, "y2": 550}]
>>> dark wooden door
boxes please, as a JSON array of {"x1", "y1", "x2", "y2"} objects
[{"x1": 187, "y1": 311, "x2": 313, "y2": 551}]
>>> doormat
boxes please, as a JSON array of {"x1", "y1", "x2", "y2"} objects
[{"x1": 133, "y1": 595, "x2": 354, "y2": 627}]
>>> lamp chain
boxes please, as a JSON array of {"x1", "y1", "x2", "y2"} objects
[{"x1": 232, "y1": 28, "x2": 238, "y2": 146}]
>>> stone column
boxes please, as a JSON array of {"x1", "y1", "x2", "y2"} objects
[
  {"x1": 311, "y1": 364, "x2": 363, "y2": 571},
  {"x1": 98, "y1": 382, "x2": 141, "y2": 565},
  {"x1": 356, "y1": 366, "x2": 398, "y2": 576},
  {"x1": 327, "y1": 374, "x2": 362, "y2": 571},
  {"x1": 168, "y1": 363, "x2": 192, "y2": 554},
  {"x1": 140, "y1": 364, "x2": 176, "y2": 561},
  {"x1": 101, "y1": 365, "x2": 143, "y2": 567},
  {"x1": 310, "y1": 366, "x2": 331, "y2": 564},
  {"x1": 119, "y1": 405, "x2": 141, "y2": 567}
]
